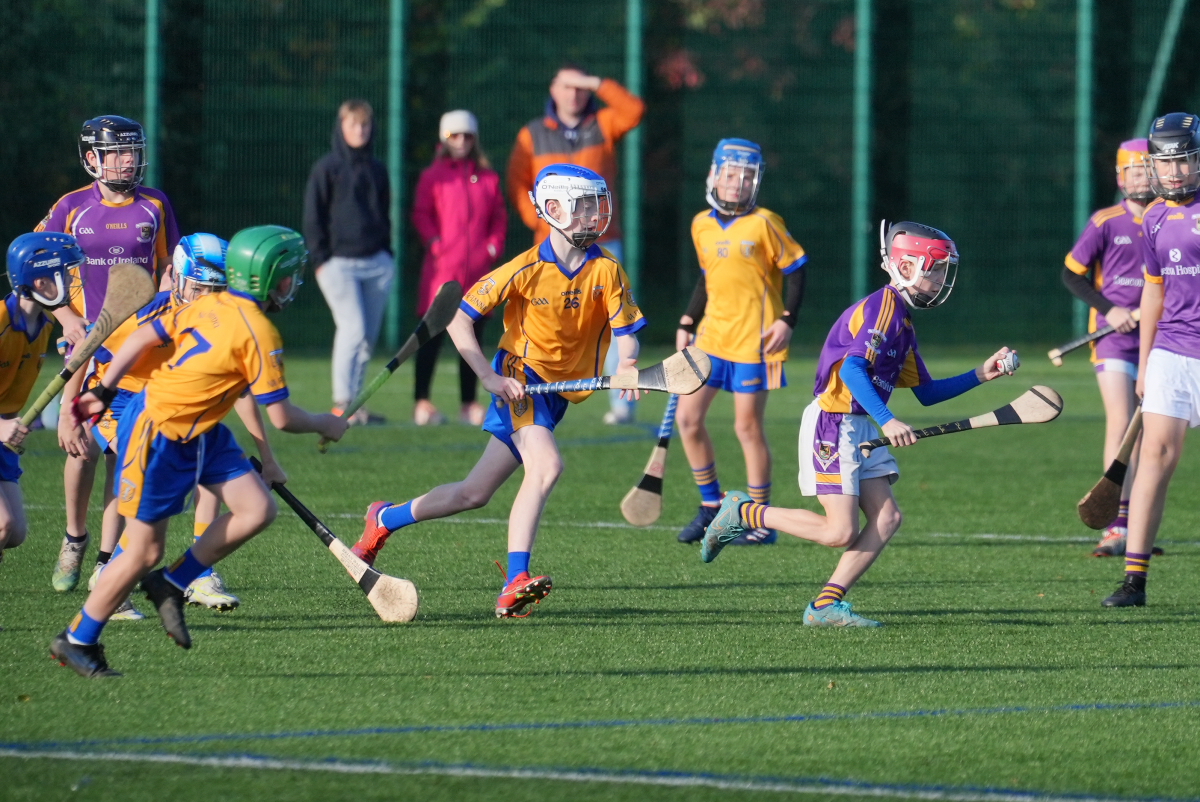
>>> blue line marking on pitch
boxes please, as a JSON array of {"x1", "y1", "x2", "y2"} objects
[
  {"x1": 0, "y1": 747, "x2": 1196, "y2": 802},
  {"x1": 6, "y1": 699, "x2": 1199, "y2": 752}
]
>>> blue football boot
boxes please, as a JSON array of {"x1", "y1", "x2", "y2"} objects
[
  {"x1": 701, "y1": 491, "x2": 752, "y2": 563},
  {"x1": 802, "y1": 600, "x2": 882, "y2": 628},
  {"x1": 677, "y1": 504, "x2": 720, "y2": 543}
]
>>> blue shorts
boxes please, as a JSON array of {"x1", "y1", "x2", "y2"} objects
[
  {"x1": 482, "y1": 351, "x2": 569, "y2": 463},
  {"x1": 0, "y1": 433, "x2": 21, "y2": 483},
  {"x1": 706, "y1": 355, "x2": 788, "y2": 393},
  {"x1": 115, "y1": 391, "x2": 252, "y2": 523},
  {"x1": 92, "y1": 388, "x2": 136, "y2": 454}
]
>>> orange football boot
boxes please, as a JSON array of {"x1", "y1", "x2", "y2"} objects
[
  {"x1": 351, "y1": 501, "x2": 394, "y2": 566},
  {"x1": 495, "y1": 568, "x2": 553, "y2": 618}
]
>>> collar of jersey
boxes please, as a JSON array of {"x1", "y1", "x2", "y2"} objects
[
  {"x1": 91, "y1": 182, "x2": 137, "y2": 208},
  {"x1": 229, "y1": 289, "x2": 265, "y2": 308},
  {"x1": 538, "y1": 238, "x2": 603, "y2": 279},
  {"x1": 708, "y1": 208, "x2": 753, "y2": 230},
  {"x1": 1122, "y1": 200, "x2": 1144, "y2": 224},
  {"x1": 6, "y1": 293, "x2": 49, "y2": 341}
]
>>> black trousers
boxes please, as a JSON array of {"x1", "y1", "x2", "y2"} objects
[{"x1": 414, "y1": 315, "x2": 488, "y2": 404}]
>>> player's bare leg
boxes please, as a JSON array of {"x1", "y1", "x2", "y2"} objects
[
  {"x1": 83, "y1": 518, "x2": 168, "y2": 622},
  {"x1": 87, "y1": 452, "x2": 145, "y2": 620},
  {"x1": 1094, "y1": 371, "x2": 1140, "y2": 555},
  {"x1": 188, "y1": 473, "x2": 278, "y2": 566},
  {"x1": 54, "y1": 440, "x2": 101, "y2": 591},
  {"x1": 1104, "y1": 411, "x2": 1187, "y2": 607},
  {"x1": 353, "y1": 437, "x2": 520, "y2": 565},
  {"x1": 494, "y1": 425, "x2": 560, "y2": 617},
  {"x1": 824, "y1": 478, "x2": 903, "y2": 590},
  {"x1": 676, "y1": 384, "x2": 722, "y2": 542},
  {"x1": 186, "y1": 485, "x2": 240, "y2": 611},
  {"x1": 0, "y1": 481, "x2": 28, "y2": 553},
  {"x1": 732, "y1": 389, "x2": 774, "y2": 543}
]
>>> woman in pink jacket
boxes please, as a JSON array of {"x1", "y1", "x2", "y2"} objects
[{"x1": 412, "y1": 110, "x2": 507, "y2": 425}]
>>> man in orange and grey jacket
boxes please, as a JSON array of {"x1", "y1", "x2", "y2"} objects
[{"x1": 508, "y1": 64, "x2": 644, "y2": 424}]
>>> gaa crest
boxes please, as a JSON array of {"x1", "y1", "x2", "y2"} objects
[
  {"x1": 592, "y1": 285, "x2": 604, "y2": 301},
  {"x1": 120, "y1": 477, "x2": 137, "y2": 503},
  {"x1": 136, "y1": 222, "x2": 154, "y2": 243},
  {"x1": 512, "y1": 396, "x2": 529, "y2": 417},
  {"x1": 477, "y1": 278, "x2": 496, "y2": 296},
  {"x1": 867, "y1": 328, "x2": 885, "y2": 351},
  {"x1": 1191, "y1": 214, "x2": 1200, "y2": 235},
  {"x1": 816, "y1": 441, "x2": 838, "y2": 469},
  {"x1": 740, "y1": 240, "x2": 755, "y2": 257}
]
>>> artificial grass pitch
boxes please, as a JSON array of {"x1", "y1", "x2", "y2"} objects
[{"x1": 3, "y1": 350, "x2": 1200, "y2": 801}]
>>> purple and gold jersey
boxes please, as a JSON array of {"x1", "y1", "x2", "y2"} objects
[
  {"x1": 0, "y1": 295, "x2": 53, "y2": 416},
  {"x1": 690, "y1": 207, "x2": 806, "y2": 364},
  {"x1": 460, "y1": 239, "x2": 646, "y2": 402},
  {"x1": 34, "y1": 183, "x2": 179, "y2": 321},
  {"x1": 1142, "y1": 196, "x2": 1200, "y2": 359},
  {"x1": 813, "y1": 285, "x2": 930, "y2": 415},
  {"x1": 1065, "y1": 201, "x2": 1146, "y2": 335}
]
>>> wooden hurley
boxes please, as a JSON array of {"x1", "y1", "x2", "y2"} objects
[
  {"x1": 524, "y1": 346, "x2": 711, "y2": 396},
  {"x1": 319, "y1": 280, "x2": 462, "y2": 452},
  {"x1": 858, "y1": 385, "x2": 1064, "y2": 456},
  {"x1": 7, "y1": 263, "x2": 156, "y2": 455},
  {"x1": 1048, "y1": 308, "x2": 1140, "y2": 367},
  {"x1": 1077, "y1": 405, "x2": 1143, "y2": 530},
  {"x1": 251, "y1": 458, "x2": 419, "y2": 622},
  {"x1": 620, "y1": 393, "x2": 679, "y2": 526}
]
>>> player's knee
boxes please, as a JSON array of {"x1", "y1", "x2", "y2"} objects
[
  {"x1": 676, "y1": 409, "x2": 704, "y2": 435},
  {"x1": 260, "y1": 496, "x2": 279, "y2": 528},
  {"x1": 733, "y1": 416, "x2": 764, "y2": 444},
  {"x1": 826, "y1": 523, "x2": 858, "y2": 549},
  {"x1": 0, "y1": 518, "x2": 26, "y2": 549},
  {"x1": 456, "y1": 484, "x2": 493, "y2": 510},
  {"x1": 879, "y1": 506, "x2": 903, "y2": 539}
]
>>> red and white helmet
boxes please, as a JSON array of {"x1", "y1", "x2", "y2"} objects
[{"x1": 879, "y1": 220, "x2": 958, "y2": 309}]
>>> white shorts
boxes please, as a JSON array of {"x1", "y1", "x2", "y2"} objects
[
  {"x1": 798, "y1": 399, "x2": 899, "y2": 496},
  {"x1": 1142, "y1": 348, "x2": 1200, "y2": 427}
]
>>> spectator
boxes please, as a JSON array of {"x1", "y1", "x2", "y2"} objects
[
  {"x1": 508, "y1": 64, "x2": 644, "y2": 424},
  {"x1": 304, "y1": 99, "x2": 393, "y2": 425},
  {"x1": 411, "y1": 110, "x2": 507, "y2": 426}
]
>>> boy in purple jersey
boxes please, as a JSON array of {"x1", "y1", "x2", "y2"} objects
[
  {"x1": 1062, "y1": 140, "x2": 1153, "y2": 557},
  {"x1": 34, "y1": 115, "x2": 181, "y2": 594},
  {"x1": 700, "y1": 222, "x2": 1017, "y2": 627},
  {"x1": 1104, "y1": 113, "x2": 1200, "y2": 608}
]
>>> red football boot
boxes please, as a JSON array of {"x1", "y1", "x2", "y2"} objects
[
  {"x1": 351, "y1": 501, "x2": 394, "y2": 566},
  {"x1": 495, "y1": 569, "x2": 553, "y2": 618}
]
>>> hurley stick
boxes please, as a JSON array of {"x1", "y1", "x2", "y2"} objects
[
  {"x1": 858, "y1": 386, "x2": 1064, "y2": 456},
  {"x1": 1048, "y1": 309, "x2": 1140, "y2": 367},
  {"x1": 620, "y1": 393, "x2": 679, "y2": 526},
  {"x1": 524, "y1": 346, "x2": 711, "y2": 396},
  {"x1": 1077, "y1": 405, "x2": 1143, "y2": 530},
  {"x1": 250, "y1": 458, "x2": 419, "y2": 622}
]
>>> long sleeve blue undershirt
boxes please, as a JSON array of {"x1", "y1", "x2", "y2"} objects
[{"x1": 838, "y1": 356, "x2": 981, "y2": 426}]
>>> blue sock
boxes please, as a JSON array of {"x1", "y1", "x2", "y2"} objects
[
  {"x1": 507, "y1": 551, "x2": 531, "y2": 578},
  {"x1": 192, "y1": 537, "x2": 213, "y2": 580},
  {"x1": 163, "y1": 548, "x2": 210, "y2": 591},
  {"x1": 66, "y1": 609, "x2": 106, "y2": 646},
  {"x1": 379, "y1": 501, "x2": 418, "y2": 532},
  {"x1": 692, "y1": 463, "x2": 722, "y2": 505}
]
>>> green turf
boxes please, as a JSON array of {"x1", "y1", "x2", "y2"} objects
[{"x1": 4, "y1": 348, "x2": 1200, "y2": 801}]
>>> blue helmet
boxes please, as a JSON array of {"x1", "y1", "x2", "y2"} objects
[
  {"x1": 530, "y1": 164, "x2": 612, "y2": 249},
  {"x1": 6, "y1": 232, "x2": 83, "y2": 309},
  {"x1": 706, "y1": 138, "x2": 764, "y2": 215},
  {"x1": 172, "y1": 233, "x2": 228, "y2": 304}
]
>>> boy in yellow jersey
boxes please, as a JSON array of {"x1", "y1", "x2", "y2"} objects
[
  {"x1": 701, "y1": 222, "x2": 1017, "y2": 627},
  {"x1": 0, "y1": 234, "x2": 80, "y2": 594},
  {"x1": 52, "y1": 226, "x2": 346, "y2": 678},
  {"x1": 675, "y1": 139, "x2": 808, "y2": 545},
  {"x1": 81, "y1": 234, "x2": 283, "y2": 617},
  {"x1": 351, "y1": 165, "x2": 645, "y2": 618}
]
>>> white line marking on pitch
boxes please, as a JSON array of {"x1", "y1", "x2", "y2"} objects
[{"x1": 0, "y1": 749, "x2": 1174, "y2": 802}]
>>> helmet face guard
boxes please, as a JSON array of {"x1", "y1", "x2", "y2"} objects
[
  {"x1": 1116, "y1": 139, "x2": 1155, "y2": 203},
  {"x1": 705, "y1": 139, "x2": 763, "y2": 216},
  {"x1": 266, "y1": 265, "x2": 304, "y2": 312},
  {"x1": 879, "y1": 220, "x2": 959, "y2": 309},
  {"x1": 78, "y1": 116, "x2": 148, "y2": 194},
  {"x1": 530, "y1": 166, "x2": 613, "y2": 250},
  {"x1": 1147, "y1": 113, "x2": 1200, "y2": 201},
  {"x1": 226, "y1": 225, "x2": 308, "y2": 311},
  {"x1": 5, "y1": 232, "x2": 83, "y2": 310}
]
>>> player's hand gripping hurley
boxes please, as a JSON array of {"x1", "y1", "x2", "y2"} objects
[
  {"x1": 7, "y1": 263, "x2": 156, "y2": 455},
  {"x1": 1077, "y1": 404, "x2": 1142, "y2": 529},
  {"x1": 250, "y1": 457, "x2": 419, "y2": 622},
  {"x1": 524, "y1": 346, "x2": 711, "y2": 396},
  {"x1": 1047, "y1": 308, "x2": 1140, "y2": 366},
  {"x1": 858, "y1": 385, "x2": 1064, "y2": 456},
  {"x1": 620, "y1": 393, "x2": 679, "y2": 526},
  {"x1": 318, "y1": 281, "x2": 462, "y2": 452}
]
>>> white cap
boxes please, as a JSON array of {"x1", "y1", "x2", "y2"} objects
[{"x1": 439, "y1": 110, "x2": 478, "y2": 140}]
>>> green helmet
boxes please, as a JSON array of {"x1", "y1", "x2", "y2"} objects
[{"x1": 226, "y1": 225, "x2": 307, "y2": 310}]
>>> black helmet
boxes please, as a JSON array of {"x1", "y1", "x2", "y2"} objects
[
  {"x1": 1147, "y1": 112, "x2": 1200, "y2": 201},
  {"x1": 78, "y1": 115, "x2": 147, "y2": 193}
]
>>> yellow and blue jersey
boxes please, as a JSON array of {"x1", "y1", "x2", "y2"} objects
[
  {"x1": 460, "y1": 238, "x2": 646, "y2": 402},
  {"x1": 139, "y1": 291, "x2": 288, "y2": 442},
  {"x1": 690, "y1": 207, "x2": 806, "y2": 364},
  {"x1": 90, "y1": 290, "x2": 176, "y2": 393},
  {"x1": 0, "y1": 294, "x2": 53, "y2": 416}
]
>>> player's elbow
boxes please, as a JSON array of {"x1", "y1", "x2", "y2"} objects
[{"x1": 266, "y1": 401, "x2": 296, "y2": 431}]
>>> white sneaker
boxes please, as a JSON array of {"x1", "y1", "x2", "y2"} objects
[
  {"x1": 110, "y1": 596, "x2": 146, "y2": 621},
  {"x1": 52, "y1": 535, "x2": 89, "y2": 592},
  {"x1": 87, "y1": 561, "x2": 102, "y2": 591},
  {"x1": 185, "y1": 570, "x2": 240, "y2": 611},
  {"x1": 602, "y1": 409, "x2": 634, "y2": 425}
]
